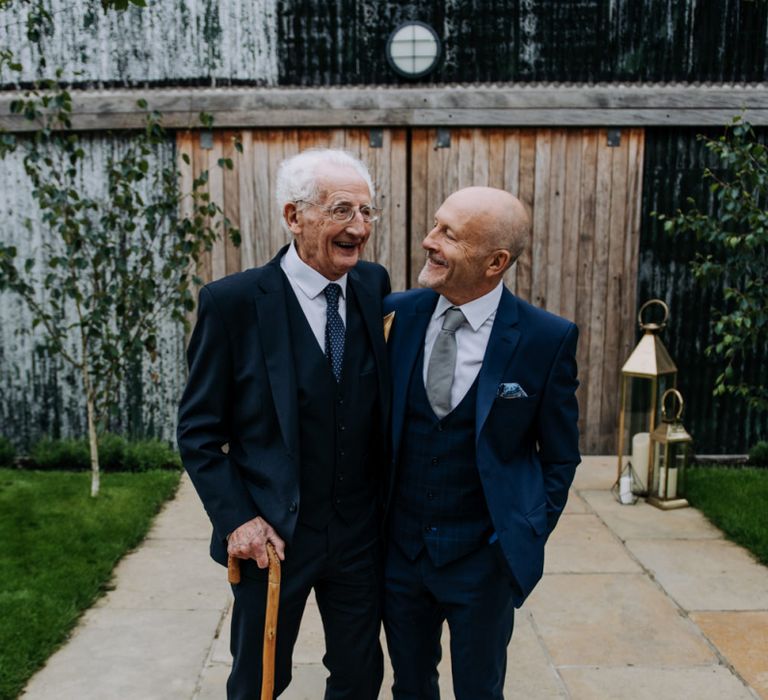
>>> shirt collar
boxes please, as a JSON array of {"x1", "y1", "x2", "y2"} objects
[
  {"x1": 433, "y1": 281, "x2": 503, "y2": 331},
  {"x1": 283, "y1": 240, "x2": 347, "y2": 299}
]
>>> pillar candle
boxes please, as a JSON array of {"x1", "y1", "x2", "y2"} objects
[{"x1": 667, "y1": 468, "x2": 678, "y2": 499}]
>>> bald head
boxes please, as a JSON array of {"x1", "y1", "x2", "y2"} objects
[
  {"x1": 442, "y1": 187, "x2": 530, "y2": 265},
  {"x1": 418, "y1": 186, "x2": 531, "y2": 305}
]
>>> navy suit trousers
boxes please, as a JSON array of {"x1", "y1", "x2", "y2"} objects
[
  {"x1": 228, "y1": 515, "x2": 383, "y2": 700},
  {"x1": 383, "y1": 541, "x2": 516, "y2": 700}
]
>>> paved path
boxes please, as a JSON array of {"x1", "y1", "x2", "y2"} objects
[{"x1": 21, "y1": 457, "x2": 768, "y2": 699}]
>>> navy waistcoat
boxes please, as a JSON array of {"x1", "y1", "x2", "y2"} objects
[
  {"x1": 391, "y1": 348, "x2": 492, "y2": 567},
  {"x1": 283, "y1": 276, "x2": 380, "y2": 530}
]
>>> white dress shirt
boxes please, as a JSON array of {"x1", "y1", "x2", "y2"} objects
[
  {"x1": 423, "y1": 282, "x2": 503, "y2": 412},
  {"x1": 280, "y1": 241, "x2": 347, "y2": 352}
]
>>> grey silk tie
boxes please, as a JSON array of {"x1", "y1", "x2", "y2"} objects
[{"x1": 426, "y1": 306, "x2": 466, "y2": 418}]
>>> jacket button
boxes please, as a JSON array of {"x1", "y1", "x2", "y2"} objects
[
  {"x1": 338, "y1": 473, "x2": 345, "y2": 481},
  {"x1": 427, "y1": 491, "x2": 435, "y2": 500},
  {"x1": 288, "y1": 502, "x2": 297, "y2": 513},
  {"x1": 431, "y1": 457, "x2": 438, "y2": 465}
]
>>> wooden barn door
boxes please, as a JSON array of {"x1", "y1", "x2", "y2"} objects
[
  {"x1": 177, "y1": 128, "x2": 409, "y2": 291},
  {"x1": 410, "y1": 128, "x2": 645, "y2": 454},
  {"x1": 179, "y1": 126, "x2": 644, "y2": 454}
]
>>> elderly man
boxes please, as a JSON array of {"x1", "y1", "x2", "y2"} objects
[
  {"x1": 177, "y1": 148, "x2": 390, "y2": 699},
  {"x1": 383, "y1": 187, "x2": 580, "y2": 699}
]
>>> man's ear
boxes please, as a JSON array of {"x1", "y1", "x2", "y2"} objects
[
  {"x1": 486, "y1": 249, "x2": 511, "y2": 277},
  {"x1": 284, "y1": 202, "x2": 302, "y2": 234}
]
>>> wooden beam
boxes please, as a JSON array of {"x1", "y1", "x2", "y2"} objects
[{"x1": 2, "y1": 84, "x2": 768, "y2": 132}]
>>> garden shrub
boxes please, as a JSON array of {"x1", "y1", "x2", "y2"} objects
[
  {"x1": 0, "y1": 437, "x2": 15, "y2": 467},
  {"x1": 123, "y1": 438, "x2": 181, "y2": 472},
  {"x1": 27, "y1": 435, "x2": 181, "y2": 471},
  {"x1": 749, "y1": 441, "x2": 768, "y2": 467},
  {"x1": 30, "y1": 437, "x2": 90, "y2": 471}
]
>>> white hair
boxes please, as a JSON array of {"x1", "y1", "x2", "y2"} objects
[{"x1": 275, "y1": 148, "x2": 375, "y2": 233}]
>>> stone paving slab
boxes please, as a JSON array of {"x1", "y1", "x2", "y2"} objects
[
  {"x1": 544, "y1": 514, "x2": 642, "y2": 574},
  {"x1": 94, "y1": 538, "x2": 226, "y2": 611},
  {"x1": 626, "y1": 539, "x2": 768, "y2": 611},
  {"x1": 149, "y1": 476, "x2": 214, "y2": 541},
  {"x1": 580, "y1": 489, "x2": 723, "y2": 541},
  {"x1": 571, "y1": 455, "x2": 614, "y2": 491},
  {"x1": 563, "y1": 489, "x2": 591, "y2": 514},
  {"x1": 559, "y1": 665, "x2": 757, "y2": 700},
  {"x1": 22, "y1": 608, "x2": 222, "y2": 700},
  {"x1": 525, "y1": 573, "x2": 716, "y2": 667},
  {"x1": 690, "y1": 611, "x2": 768, "y2": 699},
  {"x1": 22, "y1": 462, "x2": 768, "y2": 700}
]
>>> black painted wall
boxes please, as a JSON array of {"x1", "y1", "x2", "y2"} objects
[
  {"x1": 639, "y1": 127, "x2": 768, "y2": 454},
  {"x1": 277, "y1": 0, "x2": 768, "y2": 86}
]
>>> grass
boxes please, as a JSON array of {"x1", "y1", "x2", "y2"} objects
[
  {"x1": 0, "y1": 469, "x2": 181, "y2": 700},
  {"x1": 686, "y1": 466, "x2": 768, "y2": 566}
]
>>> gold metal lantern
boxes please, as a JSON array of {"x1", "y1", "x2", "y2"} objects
[
  {"x1": 616, "y1": 299, "x2": 678, "y2": 496},
  {"x1": 648, "y1": 389, "x2": 692, "y2": 510}
]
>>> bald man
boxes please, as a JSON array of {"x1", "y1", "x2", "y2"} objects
[{"x1": 382, "y1": 187, "x2": 580, "y2": 699}]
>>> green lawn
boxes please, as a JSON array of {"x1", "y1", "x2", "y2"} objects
[
  {"x1": 686, "y1": 466, "x2": 768, "y2": 566},
  {"x1": 0, "y1": 469, "x2": 181, "y2": 700}
]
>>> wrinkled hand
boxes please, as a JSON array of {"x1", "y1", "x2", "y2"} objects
[{"x1": 227, "y1": 516, "x2": 286, "y2": 569}]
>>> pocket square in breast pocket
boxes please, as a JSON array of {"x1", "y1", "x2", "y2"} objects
[{"x1": 497, "y1": 382, "x2": 528, "y2": 399}]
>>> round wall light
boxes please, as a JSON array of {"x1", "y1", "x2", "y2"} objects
[{"x1": 386, "y1": 21, "x2": 441, "y2": 79}]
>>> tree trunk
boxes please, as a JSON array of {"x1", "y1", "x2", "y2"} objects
[{"x1": 83, "y1": 369, "x2": 100, "y2": 497}]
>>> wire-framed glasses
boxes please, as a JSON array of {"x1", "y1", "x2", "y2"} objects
[{"x1": 296, "y1": 200, "x2": 381, "y2": 224}]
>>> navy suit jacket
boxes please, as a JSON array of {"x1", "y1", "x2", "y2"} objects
[
  {"x1": 177, "y1": 245, "x2": 391, "y2": 566},
  {"x1": 384, "y1": 286, "x2": 580, "y2": 604}
]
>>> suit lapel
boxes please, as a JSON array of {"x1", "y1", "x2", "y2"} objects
[
  {"x1": 392, "y1": 292, "x2": 437, "y2": 455},
  {"x1": 253, "y1": 248, "x2": 299, "y2": 458},
  {"x1": 348, "y1": 269, "x2": 389, "y2": 430},
  {"x1": 475, "y1": 288, "x2": 521, "y2": 442}
]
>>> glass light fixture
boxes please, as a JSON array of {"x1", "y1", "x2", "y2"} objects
[{"x1": 386, "y1": 22, "x2": 441, "y2": 79}]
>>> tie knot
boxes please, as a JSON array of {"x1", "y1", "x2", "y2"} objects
[
  {"x1": 441, "y1": 306, "x2": 465, "y2": 332},
  {"x1": 324, "y1": 283, "x2": 342, "y2": 308}
]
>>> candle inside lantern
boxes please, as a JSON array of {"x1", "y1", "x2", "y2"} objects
[
  {"x1": 619, "y1": 475, "x2": 633, "y2": 504},
  {"x1": 666, "y1": 468, "x2": 677, "y2": 499},
  {"x1": 631, "y1": 432, "x2": 650, "y2": 491}
]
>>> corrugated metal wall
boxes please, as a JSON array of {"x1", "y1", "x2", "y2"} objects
[
  {"x1": 278, "y1": 0, "x2": 768, "y2": 85},
  {"x1": 638, "y1": 127, "x2": 768, "y2": 454},
  {"x1": 1, "y1": 1, "x2": 766, "y2": 87},
  {"x1": 0, "y1": 135, "x2": 185, "y2": 449},
  {"x1": 0, "y1": 0, "x2": 278, "y2": 86}
]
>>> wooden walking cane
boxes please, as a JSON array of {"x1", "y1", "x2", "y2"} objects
[{"x1": 227, "y1": 543, "x2": 282, "y2": 700}]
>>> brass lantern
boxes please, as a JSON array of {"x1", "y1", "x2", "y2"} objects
[
  {"x1": 648, "y1": 389, "x2": 692, "y2": 510},
  {"x1": 616, "y1": 300, "x2": 678, "y2": 496}
]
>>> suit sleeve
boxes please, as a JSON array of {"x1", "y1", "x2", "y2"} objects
[
  {"x1": 177, "y1": 286, "x2": 260, "y2": 545},
  {"x1": 536, "y1": 322, "x2": 580, "y2": 535}
]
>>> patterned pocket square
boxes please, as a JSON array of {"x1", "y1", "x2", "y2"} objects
[{"x1": 497, "y1": 382, "x2": 528, "y2": 399}]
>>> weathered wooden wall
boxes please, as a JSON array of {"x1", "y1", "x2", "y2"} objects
[
  {"x1": 179, "y1": 128, "x2": 410, "y2": 291},
  {"x1": 639, "y1": 127, "x2": 768, "y2": 454},
  {"x1": 182, "y1": 127, "x2": 644, "y2": 454},
  {"x1": 409, "y1": 128, "x2": 644, "y2": 454},
  {"x1": 0, "y1": 135, "x2": 185, "y2": 448},
  {"x1": 2, "y1": 1, "x2": 767, "y2": 87}
]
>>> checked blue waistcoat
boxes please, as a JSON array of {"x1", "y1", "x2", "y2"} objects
[{"x1": 389, "y1": 348, "x2": 492, "y2": 567}]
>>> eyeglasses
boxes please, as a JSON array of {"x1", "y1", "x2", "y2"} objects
[{"x1": 295, "y1": 200, "x2": 381, "y2": 224}]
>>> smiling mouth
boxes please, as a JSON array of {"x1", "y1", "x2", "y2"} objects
[
  {"x1": 426, "y1": 255, "x2": 447, "y2": 268},
  {"x1": 334, "y1": 241, "x2": 360, "y2": 250}
]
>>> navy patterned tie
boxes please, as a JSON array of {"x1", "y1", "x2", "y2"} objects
[{"x1": 324, "y1": 283, "x2": 345, "y2": 382}]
